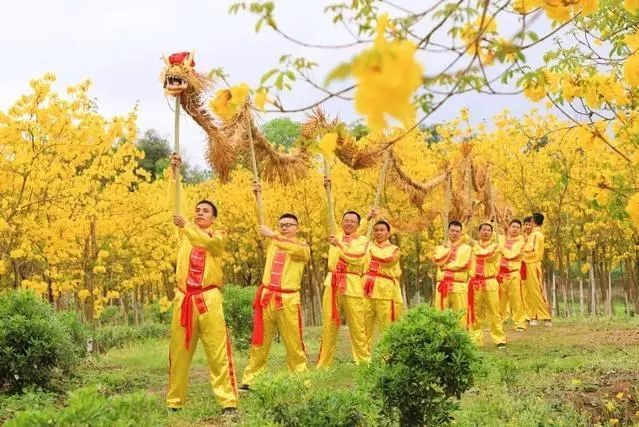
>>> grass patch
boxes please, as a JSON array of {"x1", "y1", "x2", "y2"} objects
[{"x1": 2, "y1": 316, "x2": 639, "y2": 425}]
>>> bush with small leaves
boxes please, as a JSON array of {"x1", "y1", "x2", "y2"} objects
[
  {"x1": 244, "y1": 371, "x2": 379, "y2": 427},
  {"x1": 366, "y1": 305, "x2": 479, "y2": 426},
  {"x1": 0, "y1": 291, "x2": 77, "y2": 391},
  {"x1": 222, "y1": 285, "x2": 257, "y2": 351}
]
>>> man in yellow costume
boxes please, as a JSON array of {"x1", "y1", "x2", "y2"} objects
[
  {"x1": 468, "y1": 223, "x2": 506, "y2": 348},
  {"x1": 240, "y1": 184, "x2": 310, "y2": 389},
  {"x1": 497, "y1": 219, "x2": 527, "y2": 332},
  {"x1": 433, "y1": 220, "x2": 472, "y2": 327},
  {"x1": 317, "y1": 183, "x2": 372, "y2": 367},
  {"x1": 166, "y1": 155, "x2": 238, "y2": 414},
  {"x1": 522, "y1": 212, "x2": 552, "y2": 326},
  {"x1": 363, "y1": 220, "x2": 402, "y2": 351}
]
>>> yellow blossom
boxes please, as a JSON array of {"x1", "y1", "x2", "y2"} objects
[
  {"x1": 318, "y1": 132, "x2": 338, "y2": 158},
  {"x1": 210, "y1": 83, "x2": 250, "y2": 120},
  {"x1": 624, "y1": 52, "x2": 639, "y2": 87},
  {"x1": 605, "y1": 400, "x2": 616, "y2": 411},
  {"x1": 625, "y1": 0, "x2": 639, "y2": 13},
  {"x1": 350, "y1": 14, "x2": 423, "y2": 131},
  {"x1": 254, "y1": 88, "x2": 269, "y2": 111},
  {"x1": 524, "y1": 84, "x2": 546, "y2": 102},
  {"x1": 615, "y1": 392, "x2": 624, "y2": 400},
  {"x1": 78, "y1": 289, "x2": 91, "y2": 301},
  {"x1": 610, "y1": 419, "x2": 619, "y2": 426},
  {"x1": 626, "y1": 192, "x2": 639, "y2": 228}
]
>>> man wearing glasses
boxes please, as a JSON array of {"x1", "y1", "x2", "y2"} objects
[{"x1": 240, "y1": 183, "x2": 310, "y2": 389}]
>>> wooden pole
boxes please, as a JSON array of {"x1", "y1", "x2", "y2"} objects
[
  {"x1": 442, "y1": 172, "x2": 452, "y2": 244},
  {"x1": 174, "y1": 97, "x2": 181, "y2": 216},
  {"x1": 246, "y1": 112, "x2": 266, "y2": 226},
  {"x1": 607, "y1": 270, "x2": 612, "y2": 316},
  {"x1": 579, "y1": 277, "x2": 584, "y2": 316},
  {"x1": 551, "y1": 272, "x2": 557, "y2": 317},
  {"x1": 323, "y1": 157, "x2": 336, "y2": 236},
  {"x1": 589, "y1": 258, "x2": 596, "y2": 315},
  {"x1": 367, "y1": 150, "x2": 391, "y2": 239}
]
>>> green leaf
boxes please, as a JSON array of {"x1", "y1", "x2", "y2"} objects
[
  {"x1": 260, "y1": 68, "x2": 279, "y2": 85},
  {"x1": 324, "y1": 62, "x2": 352, "y2": 86}
]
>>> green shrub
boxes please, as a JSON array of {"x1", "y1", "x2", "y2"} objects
[
  {"x1": 144, "y1": 301, "x2": 172, "y2": 324},
  {"x1": 244, "y1": 371, "x2": 379, "y2": 427},
  {"x1": 56, "y1": 310, "x2": 91, "y2": 359},
  {"x1": 92, "y1": 323, "x2": 167, "y2": 353},
  {"x1": 0, "y1": 291, "x2": 77, "y2": 391},
  {"x1": 366, "y1": 305, "x2": 479, "y2": 426},
  {"x1": 222, "y1": 285, "x2": 257, "y2": 351},
  {"x1": 92, "y1": 325, "x2": 138, "y2": 353},
  {"x1": 97, "y1": 305, "x2": 122, "y2": 325},
  {"x1": 138, "y1": 322, "x2": 168, "y2": 340},
  {"x1": 5, "y1": 386, "x2": 161, "y2": 427}
]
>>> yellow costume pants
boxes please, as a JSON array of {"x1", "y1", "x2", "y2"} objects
[
  {"x1": 364, "y1": 298, "x2": 403, "y2": 351},
  {"x1": 167, "y1": 288, "x2": 238, "y2": 409},
  {"x1": 434, "y1": 289, "x2": 467, "y2": 329},
  {"x1": 522, "y1": 263, "x2": 552, "y2": 321},
  {"x1": 469, "y1": 288, "x2": 506, "y2": 346},
  {"x1": 241, "y1": 299, "x2": 307, "y2": 386},
  {"x1": 317, "y1": 288, "x2": 370, "y2": 368},
  {"x1": 499, "y1": 273, "x2": 527, "y2": 330}
]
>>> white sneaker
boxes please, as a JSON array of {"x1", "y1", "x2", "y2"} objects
[
  {"x1": 529, "y1": 320, "x2": 539, "y2": 326},
  {"x1": 544, "y1": 321, "x2": 552, "y2": 327}
]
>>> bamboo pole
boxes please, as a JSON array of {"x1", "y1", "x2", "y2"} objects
[
  {"x1": 367, "y1": 150, "x2": 392, "y2": 239},
  {"x1": 174, "y1": 97, "x2": 181, "y2": 216},
  {"x1": 323, "y1": 156, "x2": 336, "y2": 236},
  {"x1": 442, "y1": 172, "x2": 452, "y2": 244},
  {"x1": 246, "y1": 112, "x2": 266, "y2": 226}
]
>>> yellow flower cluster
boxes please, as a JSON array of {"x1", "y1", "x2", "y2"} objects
[
  {"x1": 209, "y1": 83, "x2": 250, "y2": 120},
  {"x1": 513, "y1": 0, "x2": 599, "y2": 21},
  {"x1": 351, "y1": 14, "x2": 423, "y2": 131}
]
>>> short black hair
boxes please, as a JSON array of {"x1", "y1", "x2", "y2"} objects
[
  {"x1": 478, "y1": 222, "x2": 493, "y2": 232},
  {"x1": 532, "y1": 212, "x2": 545, "y2": 226},
  {"x1": 374, "y1": 220, "x2": 391, "y2": 232},
  {"x1": 279, "y1": 213, "x2": 298, "y2": 223},
  {"x1": 509, "y1": 219, "x2": 522, "y2": 227},
  {"x1": 342, "y1": 210, "x2": 361, "y2": 223},
  {"x1": 448, "y1": 220, "x2": 463, "y2": 230},
  {"x1": 523, "y1": 216, "x2": 533, "y2": 224},
  {"x1": 196, "y1": 200, "x2": 218, "y2": 217}
]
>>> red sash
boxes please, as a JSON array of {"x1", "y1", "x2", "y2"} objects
[
  {"x1": 467, "y1": 275, "x2": 495, "y2": 326},
  {"x1": 179, "y1": 285, "x2": 219, "y2": 349},
  {"x1": 520, "y1": 262, "x2": 528, "y2": 280},
  {"x1": 250, "y1": 284, "x2": 297, "y2": 346},
  {"x1": 330, "y1": 258, "x2": 352, "y2": 325}
]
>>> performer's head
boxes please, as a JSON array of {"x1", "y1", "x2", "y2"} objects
[
  {"x1": 523, "y1": 216, "x2": 533, "y2": 234},
  {"x1": 373, "y1": 220, "x2": 391, "y2": 244},
  {"x1": 278, "y1": 213, "x2": 299, "y2": 238},
  {"x1": 478, "y1": 222, "x2": 493, "y2": 242},
  {"x1": 342, "y1": 211, "x2": 361, "y2": 235},
  {"x1": 532, "y1": 212, "x2": 545, "y2": 227},
  {"x1": 194, "y1": 200, "x2": 217, "y2": 229},
  {"x1": 508, "y1": 219, "x2": 522, "y2": 238},
  {"x1": 448, "y1": 220, "x2": 463, "y2": 243}
]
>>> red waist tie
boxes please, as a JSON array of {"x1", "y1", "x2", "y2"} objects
[
  {"x1": 520, "y1": 262, "x2": 527, "y2": 280},
  {"x1": 467, "y1": 275, "x2": 496, "y2": 326},
  {"x1": 251, "y1": 284, "x2": 297, "y2": 346},
  {"x1": 437, "y1": 276, "x2": 456, "y2": 309},
  {"x1": 330, "y1": 259, "x2": 356, "y2": 326},
  {"x1": 363, "y1": 272, "x2": 396, "y2": 298},
  {"x1": 497, "y1": 266, "x2": 520, "y2": 284},
  {"x1": 179, "y1": 285, "x2": 219, "y2": 350}
]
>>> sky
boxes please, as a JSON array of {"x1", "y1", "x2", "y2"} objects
[{"x1": 0, "y1": 0, "x2": 540, "y2": 168}]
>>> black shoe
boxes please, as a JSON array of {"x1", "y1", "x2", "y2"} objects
[
  {"x1": 222, "y1": 407, "x2": 238, "y2": 415},
  {"x1": 167, "y1": 407, "x2": 181, "y2": 412},
  {"x1": 239, "y1": 383, "x2": 250, "y2": 392},
  {"x1": 497, "y1": 343, "x2": 506, "y2": 349}
]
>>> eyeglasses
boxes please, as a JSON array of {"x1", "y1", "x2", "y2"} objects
[{"x1": 278, "y1": 223, "x2": 298, "y2": 228}]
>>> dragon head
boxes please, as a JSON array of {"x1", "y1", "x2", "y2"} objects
[{"x1": 161, "y1": 51, "x2": 204, "y2": 96}]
